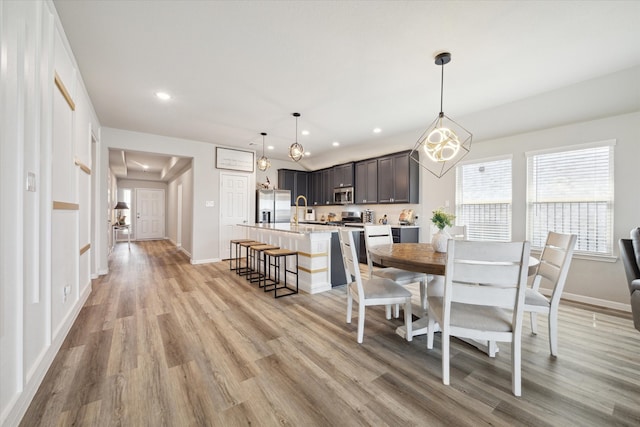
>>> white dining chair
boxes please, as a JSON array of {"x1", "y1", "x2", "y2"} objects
[
  {"x1": 364, "y1": 225, "x2": 428, "y2": 314},
  {"x1": 427, "y1": 239, "x2": 531, "y2": 396},
  {"x1": 448, "y1": 225, "x2": 467, "y2": 240},
  {"x1": 525, "y1": 231, "x2": 577, "y2": 356},
  {"x1": 338, "y1": 228, "x2": 413, "y2": 344}
]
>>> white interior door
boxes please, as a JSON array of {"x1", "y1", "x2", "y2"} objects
[
  {"x1": 135, "y1": 188, "x2": 165, "y2": 240},
  {"x1": 220, "y1": 173, "x2": 249, "y2": 260}
]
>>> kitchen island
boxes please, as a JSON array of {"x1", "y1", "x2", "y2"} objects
[{"x1": 236, "y1": 223, "x2": 360, "y2": 294}]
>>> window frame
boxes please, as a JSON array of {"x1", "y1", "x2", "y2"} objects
[
  {"x1": 455, "y1": 155, "x2": 513, "y2": 242},
  {"x1": 525, "y1": 139, "x2": 616, "y2": 260}
]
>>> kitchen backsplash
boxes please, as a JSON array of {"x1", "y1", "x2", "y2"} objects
[{"x1": 310, "y1": 203, "x2": 421, "y2": 225}]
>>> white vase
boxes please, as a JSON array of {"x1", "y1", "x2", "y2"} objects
[{"x1": 431, "y1": 229, "x2": 450, "y2": 253}]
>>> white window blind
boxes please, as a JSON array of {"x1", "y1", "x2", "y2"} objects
[
  {"x1": 526, "y1": 141, "x2": 614, "y2": 256},
  {"x1": 455, "y1": 157, "x2": 512, "y2": 241}
]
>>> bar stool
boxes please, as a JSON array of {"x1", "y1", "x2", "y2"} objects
[
  {"x1": 247, "y1": 244, "x2": 279, "y2": 284},
  {"x1": 229, "y1": 239, "x2": 257, "y2": 271},
  {"x1": 237, "y1": 241, "x2": 264, "y2": 276},
  {"x1": 263, "y1": 248, "x2": 299, "y2": 298}
]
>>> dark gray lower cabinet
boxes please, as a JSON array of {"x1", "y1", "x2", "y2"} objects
[
  {"x1": 351, "y1": 226, "x2": 420, "y2": 265},
  {"x1": 391, "y1": 227, "x2": 419, "y2": 244}
]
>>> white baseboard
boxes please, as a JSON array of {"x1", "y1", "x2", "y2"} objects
[
  {"x1": 540, "y1": 288, "x2": 631, "y2": 312},
  {"x1": 191, "y1": 258, "x2": 220, "y2": 265},
  {"x1": 4, "y1": 283, "x2": 91, "y2": 427},
  {"x1": 98, "y1": 268, "x2": 108, "y2": 276},
  {"x1": 178, "y1": 246, "x2": 191, "y2": 258}
]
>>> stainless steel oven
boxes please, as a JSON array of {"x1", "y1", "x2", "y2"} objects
[{"x1": 333, "y1": 186, "x2": 354, "y2": 204}]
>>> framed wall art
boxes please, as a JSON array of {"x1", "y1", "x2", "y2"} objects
[{"x1": 215, "y1": 147, "x2": 254, "y2": 172}]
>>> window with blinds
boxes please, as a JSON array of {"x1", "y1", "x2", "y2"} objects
[
  {"x1": 526, "y1": 141, "x2": 615, "y2": 256},
  {"x1": 455, "y1": 157, "x2": 512, "y2": 241}
]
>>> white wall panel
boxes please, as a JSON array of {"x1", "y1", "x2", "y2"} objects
[{"x1": 1, "y1": 1, "x2": 98, "y2": 425}]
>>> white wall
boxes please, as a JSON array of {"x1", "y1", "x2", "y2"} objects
[
  {"x1": 0, "y1": 1, "x2": 100, "y2": 425},
  {"x1": 167, "y1": 166, "x2": 194, "y2": 256}
]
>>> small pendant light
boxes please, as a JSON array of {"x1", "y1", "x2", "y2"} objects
[
  {"x1": 256, "y1": 132, "x2": 271, "y2": 171},
  {"x1": 288, "y1": 112, "x2": 304, "y2": 162}
]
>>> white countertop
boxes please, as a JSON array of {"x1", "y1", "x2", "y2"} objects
[
  {"x1": 238, "y1": 222, "x2": 418, "y2": 235},
  {"x1": 238, "y1": 223, "x2": 345, "y2": 234}
]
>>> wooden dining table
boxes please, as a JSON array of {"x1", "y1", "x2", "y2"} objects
[{"x1": 368, "y1": 242, "x2": 539, "y2": 355}]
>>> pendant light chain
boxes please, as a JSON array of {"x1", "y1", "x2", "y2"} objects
[{"x1": 440, "y1": 61, "x2": 445, "y2": 115}]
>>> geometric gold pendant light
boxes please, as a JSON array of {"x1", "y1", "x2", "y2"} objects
[
  {"x1": 288, "y1": 112, "x2": 304, "y2": 162},
  {"x1": 256, "y1": 132, "x2": 271, "y2": 171},
  {"x1": 411, "y1": 52, "x2": 472, "y2": 178}
]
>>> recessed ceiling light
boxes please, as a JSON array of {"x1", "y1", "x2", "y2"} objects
[
  {"x1": 267, "y1": 145, "x2": 274, "y2": 150},
  {"x1": 155, "y1": 92, "x2": 171, "y2": 100},
  {"x1": 304, "y1": 151, "x2": 311, "y2": 156},
  {"x1": 332, "y1": 141, "x2": 340, "y2": 147},
  {"x1": 373, "y1": 128, "x2": 382, "y2": 133},
  {"x1": 301, "y1": 130, "x2": 310, "y2": 136}
]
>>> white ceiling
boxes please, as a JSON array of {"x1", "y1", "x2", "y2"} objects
[
  {"x1": 109, "y1": 149, "x2": 192, "y2": 181},
  {"x1": 54, "y1": 0, "x2": 640, "y2": 170}
]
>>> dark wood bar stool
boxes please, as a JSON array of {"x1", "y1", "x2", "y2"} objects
[
  {"x1": 262, "y1": 248, "x2": 299, "y2": 298},
  {"x1": 229, "y1": 239, "x2": 258, "y2": 271},
  {"x1": 237, "y1": 241, "x2": 264, "y2": 276},
  {"x1": 247, "y1": 244, "x2": 279, "y2": 283}
]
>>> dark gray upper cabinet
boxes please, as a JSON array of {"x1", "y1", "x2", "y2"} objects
[
  {"x1": 355, "y1": 159, "x2": 377, "y2": 204},
  {"x1": 310, "y1": 168, "x2": 332, "y2": 205},
  {"x1": 332, "y1": 162, "x2": 354, "y2": 188},
  {"x1": 322, "y1": 168, "x2": 333, "y2": 205},
  {"x1": 309, "y1": 170, "x2": 323, "y2": 206},
  {"x1": 377, "y1": 151, "x2": 419, "y2": 204},
  {"x1": 278, "y1": 169, "x2": 309, "y2": 205}
]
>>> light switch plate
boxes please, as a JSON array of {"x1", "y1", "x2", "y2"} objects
[
  {"x1": 205, "y1": 201, "x2": 215, "y2": 207},
  {"x1": 26, "y1": 172, "x2": 36, "y2": 192}
]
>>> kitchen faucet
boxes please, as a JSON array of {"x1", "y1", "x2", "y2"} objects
[{"x1": 294, "y1": 195, "x2": 307, "y2": 226}]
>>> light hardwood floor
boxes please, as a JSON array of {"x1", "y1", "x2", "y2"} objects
[{"x1": 21, "y1": 240, "x2": 640, "y2": 426}]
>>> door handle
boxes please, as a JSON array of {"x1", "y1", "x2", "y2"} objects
[{"x1": 137, "y1": 213, "x2": 140, "y2": 219}]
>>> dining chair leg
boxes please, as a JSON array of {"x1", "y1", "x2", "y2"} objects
[
  {"x1": 512, "y1": 339, "x2": 522, "y2": 396},
  {"x1": 404, "y1": 300, "x2": 412, "y2": 342},
  {"x1": 427, "y1": 311, "x2": 436, "y2": 349},
  {"x1": 549, "y1": 310, "x2": 559, "y2": 356},
  {"x1": 385, "y1": 305, "x2": 392, "y2": 320},
  {"x1": 442, "y1": 329, "x2": 450, "y2": 385},
  {"x1": 346, "y1": 287, "x2": 353, "y2": 324},
  {"x1": 357, "y1": 303, "x2": 366, "y2": 344},
  {"x1": 530, "y1": 312, "x2": 538, "y2": 334}
]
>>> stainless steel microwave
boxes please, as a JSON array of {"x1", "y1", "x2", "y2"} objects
[{"x1": 333, "y1": 186, "x2": 354, "y2": 204}]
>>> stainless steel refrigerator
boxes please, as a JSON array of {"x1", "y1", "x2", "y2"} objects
[{"x1": 256, "y1": 189, "x2": 291, "y2": 223}]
